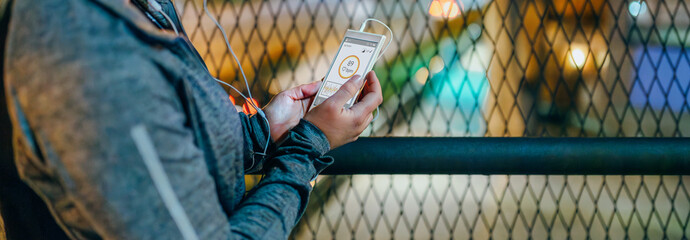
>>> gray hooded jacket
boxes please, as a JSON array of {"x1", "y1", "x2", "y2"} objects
[{"x1": 3, "y1": 0, "x2": 332, "y2": 239}]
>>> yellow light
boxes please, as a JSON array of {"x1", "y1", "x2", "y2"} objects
[
  {"x1": 428, "y1": 0, "x2": 463, "y2": 19},
  {"x1": 570, "y1": 48, "x2": 587, "y2": 69},
  {"x1": 429, "y1": 56, "x2": 445, "y2": 74},
  {"x1": 415, "y1": 67, "x2": 430, "y2": 85}
]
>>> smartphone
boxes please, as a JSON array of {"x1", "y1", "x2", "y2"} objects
[{"x1": 309, "y1": 30, "x2": 386, "y2": 111}]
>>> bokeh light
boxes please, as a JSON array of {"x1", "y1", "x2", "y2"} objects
[
  {"x1": 429, "y1": 56, "x2": 445, "y2": 74},
  {"x1": 628, "y1": 1, "x2": 647, "y2": 17},
  {"x1": 415, "y1": 67, "x2": 429, "y2": 85},
  {"x1": 428, "y1": 0, "x2": 464, "y2": 19},
  {"x1": 467, "y1": 23, "x2": 483, "y2": 40},
  {"x1": 569, "y1": 47, "x2": 587, "y2": 69}
]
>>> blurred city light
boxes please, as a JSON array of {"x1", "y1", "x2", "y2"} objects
[
  {"x1": 429, "y1": 62, "x2": 488, "y2": 136},
  {"x1": 628, "y1": 1, "x2": 647, "y2": 17},
  {"x1": 414, "y1": 67, "x2": 430, "y2": 85},
  {"x1": 631, "y1": 46, "x2": 690, "y2": 112},
  {"x1": 428, "y1": 0, "x2": 463, "y2": 19},
  {"x1": 569, "y1": 47, "x2": 587, "y2": 69},
  {"x1": 429, "y1": 56, "x2": 445, "y2": 74},
  {"x1": 177, "y1": 0, "x2": 690, "y2": 239},
  {"x1": 467, "y1": 23, "x2": 482, "y2": 40}
]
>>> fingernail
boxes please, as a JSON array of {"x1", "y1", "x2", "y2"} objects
[{"x1": 351, "y1": 75, "x2": 362, "y2": 82}]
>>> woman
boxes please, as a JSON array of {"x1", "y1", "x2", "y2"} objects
[{"x1": 3, "y1": 0, "x2": 382, "y2": 239}]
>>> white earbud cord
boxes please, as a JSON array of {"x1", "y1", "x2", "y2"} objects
[
  {"x1": 149, "y1": 0, "x2": 269, "y2": 170},
  {"x1": 358, "y1": 18, "x2": 394, "y2": 122},
  {"x1": 147, "y1": 0, "x2": 179, "y2": 35},
  {"x1": 202, "y1": 0, "x2": 271, "y2": 161},
  {"x1": 139, "y1": 3, "x2": 394, "y2": 239},
  {"x1": 132, "y1": 2, "x2": 266, "y2": 239},
  {"x1": 152, "y1": 2, "x2": 395, "y2": 155},
  {"x1": 359, "y1": 18, "x2": 393, "y2": 64}
]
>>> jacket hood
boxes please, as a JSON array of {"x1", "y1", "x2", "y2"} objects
[{"x1": 87, "y1": 0, "x2": 179, "y2": 43}]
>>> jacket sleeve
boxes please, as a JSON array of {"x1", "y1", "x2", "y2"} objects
[
  {"x1": 238, "y1": 113, "x2": 276, "y2": 173},
  {"x1": 229, "y1": 119, "x2": 333, "y2": 239}
]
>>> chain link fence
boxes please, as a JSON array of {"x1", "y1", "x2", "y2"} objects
[
  {"x1": 175, "y1": 0, "x2": 689, "y2": 238},
  {"x1": 297, "y1": 175, "x2": 689, "y2": 239}
]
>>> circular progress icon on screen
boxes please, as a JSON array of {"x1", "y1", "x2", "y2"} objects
[{"x1": 338, "y1": 55, "x2": 360, "y2": 79}]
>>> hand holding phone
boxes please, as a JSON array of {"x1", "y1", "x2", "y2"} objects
[
  {"x1": 310, "y1": 30, "x2": 386, "y2": 110},
  {"x1": 304, "y1": 71, "x2": 382, "y2": 150}
]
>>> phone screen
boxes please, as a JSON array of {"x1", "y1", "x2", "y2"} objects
[{"x1": 311, "y1": 37, "x2": 379, "y2": 109}]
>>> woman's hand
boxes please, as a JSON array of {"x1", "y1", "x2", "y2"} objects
[
  {"x1": 262, "y1": 81, "x2": 321, "y2": 142},
  {"x1": 304, "y1": 71, "x2": 382, "y2": 149}
]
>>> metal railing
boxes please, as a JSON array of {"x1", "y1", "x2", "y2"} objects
[
  {"x1": 325, "y1": 138, "x2": 690, "y2": 175},
  {"x1": 177, "y1": 0, "x2": 690, "y2": 238}
]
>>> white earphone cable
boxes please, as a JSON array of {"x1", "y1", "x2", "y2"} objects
[
  {"x1": 149, "y1": 0, "x2": 270, "y2": 169},
  {"x1": 202, "y1": 0, "x2": 271, "y2": 159},
  {"x1": 147, "y1": 0, "x2": 179, "y2": 35},
  {"x1": 358, "y1": 18, "x2": 394, "y2": 122},
  {"x1": 150, "y1": 3, "x2": 395, "y2": 156},
  {"x1": 359, "y1": 18, "x2": 393, "y2": 63}
]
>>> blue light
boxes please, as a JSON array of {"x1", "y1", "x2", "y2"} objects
[
  {"x1": 423, "y1": 59, "x2": 488, "y2": 136},
  {"x1": 630, "y1": 46, "x2": 690, "y2": 112},
  {"x1": 628, "y1": 1, "x2": 647, "y2": 17}
]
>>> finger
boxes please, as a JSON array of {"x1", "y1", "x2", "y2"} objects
[
  {"x1": 357, "y1": 74, "x2": 372, "y2": 101},
  {"x1": 295, "y1": 81, "x2": 322, "y2": 100},
  {"x1": 357, "y1": 71, "x2": 378, "y2": 101},
  {"x1": 286, "y1": 81, "x2": 321, "y2": 100},
  {"x1": 324, "y1": 75, "x2": 363, "y2": 107},
  {"x1": 350, "y1": 72, "x2": 382, "y2": 114},
  {"x1": 361, "y1": 71, "x2": 380, "y2": 97}
]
